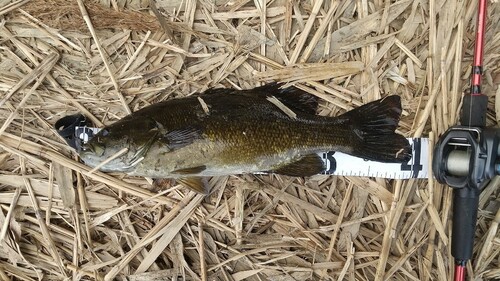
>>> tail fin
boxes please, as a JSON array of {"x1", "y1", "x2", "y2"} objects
[{"x1": 340, "y1": 96, "x2": 412, "y2": 163}]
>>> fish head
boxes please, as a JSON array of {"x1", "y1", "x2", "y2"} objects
[{"x1": 79, "y1": 117, "x2": 159, "y2": 172}]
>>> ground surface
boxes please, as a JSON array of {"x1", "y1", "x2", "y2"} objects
[{"x1": 0, "y1": 0, "x2": 500, "y2": 280}]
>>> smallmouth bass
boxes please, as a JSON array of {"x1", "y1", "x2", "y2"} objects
[{"x1": 79, "y1": 83, "x2": 411, "y2": 192}]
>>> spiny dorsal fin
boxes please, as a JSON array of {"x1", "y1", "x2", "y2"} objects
[
  {"x1": 201, "y1": 83, "x2": 318, "y2": 114},
  {"x1": 203, "y1": 87, "x2": 236, "y2": 95}
]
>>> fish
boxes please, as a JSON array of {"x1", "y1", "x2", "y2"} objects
[{"x1": 79, "y1": 83, "x2": 412, "y2": 193}]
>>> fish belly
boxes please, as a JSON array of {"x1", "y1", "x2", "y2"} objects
[{"x1": 127, "y1": 138, "x2": 304, "y2": 178}]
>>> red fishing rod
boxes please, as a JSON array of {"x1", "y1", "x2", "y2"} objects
[
  {"x1": 433, "y1": 1, "x2": 494, "y2": 281},
  {"x1": 470, "y1": 0, "x2": 487, "y2": 95}
]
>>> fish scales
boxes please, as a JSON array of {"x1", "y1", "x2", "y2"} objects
[{"x1": 139, "y1": 93, "x2": 350, "y2": 175}]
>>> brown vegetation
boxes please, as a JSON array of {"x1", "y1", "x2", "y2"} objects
[{"x1": 0, "y1": 0, "x2": 500, "y2": 280}]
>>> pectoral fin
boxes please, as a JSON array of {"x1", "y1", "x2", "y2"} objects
[
  {"x1": 270, "y1": 154, "x2": 325, "y2": 177},
  {"x1": 163, "y1": 126, "x2": 203, "y2": 149},
  {"x1": 177, "y1": 177, "x2": 209, "y2": 193}
]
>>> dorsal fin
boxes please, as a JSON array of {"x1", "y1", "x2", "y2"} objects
[
  {"x1": 249, "y1": 83, "x2": 318, "y2": 115},
  {"x1": 203, "y1": 87, "x2": 236, "y2": 95},
  {"x1": 202, "y1": 83, "x2": 318, "y2": 114}
]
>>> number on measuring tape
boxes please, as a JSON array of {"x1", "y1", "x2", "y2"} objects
[{"x1": 400, "y1": 138, "x2": 424, "y2": 178}]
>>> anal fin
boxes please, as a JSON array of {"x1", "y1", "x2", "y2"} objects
[{"x1": 270, "y1": 154, "x2": 325, "y2": 177}]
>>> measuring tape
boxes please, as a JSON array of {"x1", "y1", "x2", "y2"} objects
[
  {"x1": 319, "y1": 138, "x2": 429, "y2": 179},
  {"x1": 74, "y1": 126, "x2": 429, "y2": 179}
]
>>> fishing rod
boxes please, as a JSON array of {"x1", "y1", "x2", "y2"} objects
[{"x1": 433, "y1": 0, "x2": 495, "y2": 280}]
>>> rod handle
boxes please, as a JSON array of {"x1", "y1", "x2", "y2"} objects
[{"x1": 451, "y1": 187, "x2": 479, "y2": 262}]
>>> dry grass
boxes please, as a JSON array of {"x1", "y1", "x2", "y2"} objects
[{"x1": 1, "y1": 0, "x2": 500, "y2": 280}]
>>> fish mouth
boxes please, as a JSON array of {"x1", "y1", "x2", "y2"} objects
[
  {"x1": 79, "y1": 134, "x2": 157, "y2": 172},
  {"x1": 78, "y1": 151, "x2": 102, "y2": 169},
  {"x1": 79, "y1": 151, "x2": 132, "y2": 172},
  {"x1": 79, "y1": 144, "x2": 125, "y2": 171}
]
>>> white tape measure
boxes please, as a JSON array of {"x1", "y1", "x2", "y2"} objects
[
  {"x1": 318, "y1": 138, "x2": 429, "y2": 179},
  {"x1": 76, "y1": 126, "x2": 429, "y2": 179}
]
